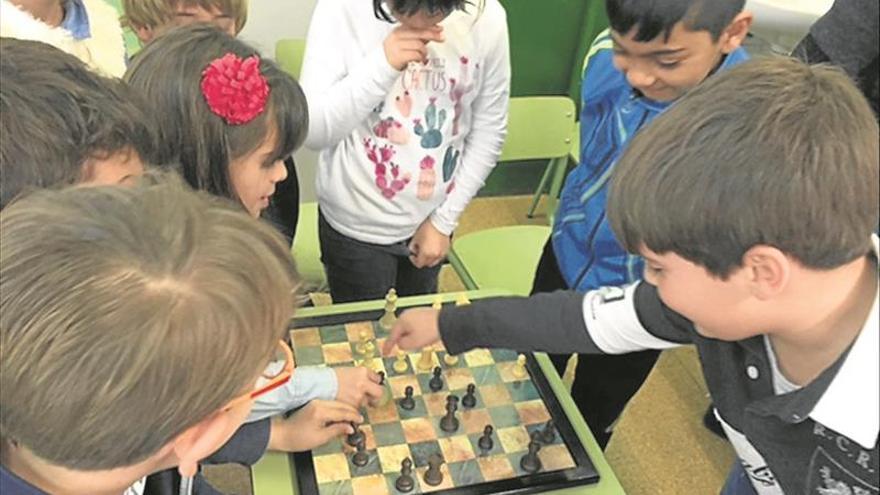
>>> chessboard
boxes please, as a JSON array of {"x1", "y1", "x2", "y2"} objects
[{"x1": 286, "y1": 298, "x2": 600, "y2": 495}]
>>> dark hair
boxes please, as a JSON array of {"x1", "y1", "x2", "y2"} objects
[
  {"x1": 124, "y1": 24, "x2": 308, "y2": 203},
  {"x1": 608, "y1": 57, "x2": 879, "y2": 277},
  {"x1": 606, "y1": 0, "x2": 745, "y2": 42},
  {"x1": 0, "y1": 38, "x2": 157, "y2": 209},
  {"x1": 373, "y1": 0, "x2": 470, "y2": 22}
]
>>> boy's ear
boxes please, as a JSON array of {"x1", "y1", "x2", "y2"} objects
[
  {"x1": 171, "y1": 410, "x2": 241, "y2": 477},
  {"x1": 719, "y1": 11, "x2": 754, "y2": 54},
  {"x1": 742, "y1": 245, "x2": 790, "y2": 300},
  {"x1": 134, "y1": 25, "x2": 155, "y2": 44}
]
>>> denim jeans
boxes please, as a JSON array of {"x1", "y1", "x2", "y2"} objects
[
  {"x1": 720, "y1": 462, "x2": 758, "y2": 495},
  {"x1": 318, "y1": 211, "x2": 442, "y2": 303}
]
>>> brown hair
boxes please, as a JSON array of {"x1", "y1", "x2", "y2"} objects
[
  {"x1": 125, "y1": 24, "x2": 308, "y2": 206},
  {"x1": 0, "y1": 172, "x2": 297, "y2": 469},
  {"x1": 122, "y1": 0, "x2": 249, "y2": 33},
  {"x1": 609, "y1": 57, "x2": 879, "y2": 277},
  {"x1": 0, "y1": 38, "x2": 157, "y2": 209}
]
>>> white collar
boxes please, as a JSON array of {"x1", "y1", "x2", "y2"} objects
[{"x1": 809, "y1": 234, "x2": 879, "y2": 450}]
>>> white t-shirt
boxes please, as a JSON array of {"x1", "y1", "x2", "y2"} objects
[{"x1": 301, "y1": 0, "x2": 510, "y2": 244}]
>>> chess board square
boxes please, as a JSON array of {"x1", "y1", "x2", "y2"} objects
[
  {"x1": 505, "y1": 380, "x2": 540, "y2": 402},
  {"x1": 408, "y1": 440, "x2": 443, "y2": 468},
  {"x1": 314, "y1": 453, "x2": 351, "y2": 483},
  {"x1": 459, "y1": 408, "x2": 493, "y2": 435},
  {"x1": 476, "y1": 455, "x2": 516, "y2": 482},
  {"x1": 396, "y1": 396, "x2": 428, "y2": 420},
  {"x1": 467, "y1": 430, "x2": 503, "y2": 457},
  {"x1": 365, "y1": 399, "x2": 399, "y2": 424},
  {"x1": 421, "y1": 392, "x2": 449, "y2": 417},
  {"x1": 312, "y1": 436, "x2": 344, "y2": 456},
  {"x1": 497, "y1": 426, "x2": 530, "y2": 453},
  {"x1": 539, "y1": 444, "x2": 577, "y2": 471},
  {"x1": 291, "y1": 327, "x2": 321, "y2": 347},
  {"x1": 415, "y1": 463, "x2": 454, "y2": 492},
  {"x1": 376, "y1": 444, "x2": 412, "y2": 473},
  {"x1": 479, "y1": 383, "x2": 512, "y2": 407},
  {"x1": 318, "y1": 480, "x2": 353, "y2": 495},
  {"x1": 382, "y1": 356, "x2": 410, "y2": 377},
  {"x1": 463, "y1": 348, "x2": 494, "y2": 367},
  {"x1": 371, "y1": 422, "x2": 406, "y2": 446},
  {"x1": 344, "y1": 321, "x2": 374, "y2": 342},
  {"x1": 388, "y1": 374, "x2": 422, "y2": 398},
  {"x1": 346, "y1": 449, "x2": 383, "y2": 477},
  {"x1": 350, "y1": 473, "x2": 389, "y2": 495},
  {"x1": 490, "y1": 348, "x2": 519, "y2": 362},
  {"x1": 488, "y1": 405, "x2": 521, "y2": 429},
  {"x1": 293, "y1": 346, "x2": 325, "y2": 366},
  {"x1": 416, "y1": 372, "x2": 448, "y2": 395},
  {"x1": 448, "y1": 459, "x2": 484, "y2": 486},
  {"x1": 470, "y1": 365, "x2": 502, "y2": 386},
  {"x1": 401, "y1": 418, "x2": 435, "y2": 444},
  {"x1": 323, "y1": 342, "x2": 353, "y2": 365},
  {"x1": 497, "y1": 360, "x2": 529, "y2": 383},
  {"x1": 438, "y1": 435, "x2": 476, "y2": 463},
  {"x1": 444, "y1": 367, "x2": 475, "y2": 392},
  {"x1": 319, "y1": 324, "x2": 349, "y2": 344},
  {"x1": 515, "y1": 400, "x2": 551, "y2": 426}
]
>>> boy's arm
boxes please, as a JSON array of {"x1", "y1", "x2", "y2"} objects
[
  {"x1": 245, "y1": 366, "x2": 338, "y2": 422},
  {"x1": 438, "y1": 283, "x2": 692, "y2": 355},
  {"x1": 299, "y1": 0, "x2": 400, "y2": 150},
  {"x1": 429, "y1": 6, "x2": 510, "y2": 235}
]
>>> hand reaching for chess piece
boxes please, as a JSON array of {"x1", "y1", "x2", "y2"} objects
[
  {"x1": 267, "y1": 400, "x2": 362, "y2": 452},
  {"x1": 382, "y1": 308, "x2": 441, "y2": 354},
  {"x1": 334, "y1": 366, "x2": 384, "y2": 407}
]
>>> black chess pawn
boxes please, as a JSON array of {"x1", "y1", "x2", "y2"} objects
[
  {"x1": 346, "y1": 421, "x2": 365, "y2": 447},
  {"x1": 352, "y1": 437, "x2": 369, "y2": 467},
  {"x1": 399, "y1": 385, "x2": 416, "y2": 410},
  {"x1": 539, "y1": 420, "x2": 556, "y2": 444},
  {"x1": 395, "y1": 457, "x2": 415, "y2": 493},
  {"x1": 478, "y1": 425, "x2": 494, "y2": 451},
  {"x1": 439, "y1": 395, "x2": 459, "y2": 433},
  {"x1": 378, "y1": 370, "x2": 386, "y2": 385},
  {"x1": 428, "y1": 366, "x2": 443, "y2": 392},
  {"x1": 520, "y1": 431, "x2": 543, "y2": 473},
  {"x1": 461, "y1": 383, "x2": 477, "y2": 408},
  {"x1": 423, "y1": 454, "x2": 444, "y2": 486}
]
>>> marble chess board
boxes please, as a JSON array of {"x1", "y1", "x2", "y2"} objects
[{"x1": 288, "y1": 305, "x2": 599, "y2": 495}]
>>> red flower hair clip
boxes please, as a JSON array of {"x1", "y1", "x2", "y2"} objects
[{"x1": 201, "y1": 53, "x2": 270, "y2": 125}]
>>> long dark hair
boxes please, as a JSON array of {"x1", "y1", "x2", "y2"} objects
[
  {"x1": 124, "y1": 24, "x2": 308, "y2": 202},
  {"x1": 373, "y1": 0, "x2": 473, "y2": 22}
]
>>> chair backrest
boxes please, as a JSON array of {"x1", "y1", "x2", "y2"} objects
[
  {"x1": 500, "y1": 96, "x2": 576, "y2": 163},
  {"x1": 275, "y1": 39, "x2": 307, "y2": 79}
]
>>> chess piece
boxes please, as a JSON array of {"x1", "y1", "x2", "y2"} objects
[
  {"x1": 362, "y1": 338, "x2": 376, "y2": 358},
  {"x1": 461, "y1": 383, "x2": 477, "y2": 408},
  {"x1": 432, "y1": 295, "x2": 443, "y2": 310},
  {"x1": 377, "y1": 370, "x2": 386, "y2": 385},
  {"x1": 376, "y1": 371, "x2": 392, "y2": 407},
  {"x1": 395, "y1": 458, "x2": 415, "y2": 493},
  {"x1": 442, "y1": 352, "x2": 459, "y2": 366},
  {"x1": 393, "y1": 350, "x2": 409, "y2": 373},
  {"x1": 355, "y1": 329, "x2": 369, "y2": 355},
  {"x1": 417, "y1": 348, "x2": 434, "y2": 372},
  {"x1": 428, "y1": 366, "x2": 444, "y2": 392},
  {"x1": 352, "y1": 437, "x2": 369, "y2": 467},
  {"x1": 512, "y1": 354, "x2": 528, "y2": 380},
  {"x1": 346, "y1": 421, "x2": 365, "y2": 447},
  {"x1": 399, "y1": 385, "x2": 416, "y2": 410},
  {"x1": 455, "y1": 293, "x2": 470, "y2": 306},
  {"x1": 520, "y1": 431, "x2": 543, "y2": 473},
  {"x1": 439, "y1": 395, "x2": 459, "y2": 432},
  {"x1": 379, "y1": 288, "x2": 398, "y2": 330},
  {"x1": 478, "y1": 425, "x2": 494, "y2": 451},
  {"x1": 539, "y1": 420, "x2": 556, "y2": 444},
  {"x1": 423, "y1": 454, "x2": 444, "y2": 486}
]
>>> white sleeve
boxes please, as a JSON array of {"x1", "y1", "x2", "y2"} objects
[
  {"x1": 300, "y1": 0, "x2": 401, "y2": 150},
  {"x1": 583, "y1": 284, "x2": 684, "y2": 354},
  {"x1": 430, "y1": 10, "x2": 510, "y2": 235}
]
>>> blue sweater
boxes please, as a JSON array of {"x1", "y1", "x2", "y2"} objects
[{"x1": 552, "y1": 31, "x2": 749, "y2": 291}]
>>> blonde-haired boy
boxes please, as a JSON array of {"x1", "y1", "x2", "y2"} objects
[{"x1": 122, "y1": 0, "x2": 248, "y2": 43}]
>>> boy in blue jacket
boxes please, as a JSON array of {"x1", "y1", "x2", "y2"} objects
[{"x1": 532, "y1": 0, "x2": 753, "y2": 447}]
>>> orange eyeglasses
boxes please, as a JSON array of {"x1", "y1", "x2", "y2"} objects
[{"x1": 223, "y1": 339, "x2": 295, "y2": 411}]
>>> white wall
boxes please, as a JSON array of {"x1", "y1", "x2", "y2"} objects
[{"x1": 240, "y1": 0, "x2": 321, "y2": 201}]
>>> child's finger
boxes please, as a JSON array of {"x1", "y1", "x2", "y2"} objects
[
  {"x1": 362, "y1": 381, "x2": 385, "y2": 401},
  {"x1": 383, "y1": 328, "x2": 402, "y2": 354},
  {"x1": 322, "y1": 421, "x2": 354, "y2": 439}
]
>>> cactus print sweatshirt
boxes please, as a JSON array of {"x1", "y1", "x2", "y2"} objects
[{"x1": 301, "y1": 0, "x2": 510, "y2": 244}]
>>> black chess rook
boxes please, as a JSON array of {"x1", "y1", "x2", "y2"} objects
[{"x1": 439, "y1": 395, "x2": 459, "y2": 432}]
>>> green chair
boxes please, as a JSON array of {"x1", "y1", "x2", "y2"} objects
[
  {"x1": 291, "y1": 202, "x2": 326, "y2": 288},
  {"x1": 501, "y1": 97, "x2": 575, "y2": 222},
  {"x1": 447, "y1": 225, "x2": 551, "y2": 295},
  {"x1": 275, "y1": 39, "x2": 306, "y2": 79}
]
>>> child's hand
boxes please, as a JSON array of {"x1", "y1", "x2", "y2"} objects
[
  {"x1": 383, "y1": 25, "x2": 445, "y2": 71},
  {"x1": 408, "y1": 219, "x2": 450, "y2": 268},
  {"x1": 267, "y1": 400, "x2": 362, "y2": 452},
  {"x1": 382, "y1": 308, "x2": 442, "y2": 354},
  {"x1": 333, "y1": 366, "x2": 384, "y2": 407}
]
